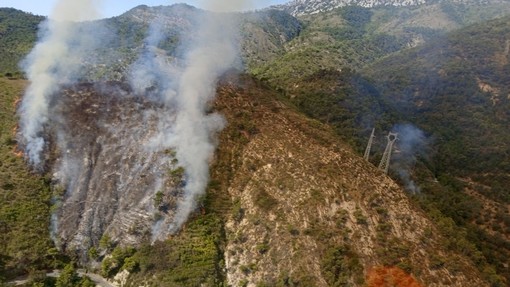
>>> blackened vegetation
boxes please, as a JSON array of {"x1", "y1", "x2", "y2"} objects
[
  {"x1": 46, "y1": 81, "x2": 187, "y2": 261},
  {"x1": 122, "y1": 72, "x2": 266, "y2": 286}
]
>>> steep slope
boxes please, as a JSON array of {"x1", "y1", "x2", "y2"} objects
[
  {"x1": 215, "y1": 73, "x2": 489, "y2": 286},
  {"x1": 0, "y1": 4, "x2": 301, "y2": 282},
  {"x1": 361, "y1": 17, "x2": 510, "y2": 281},
  {"x1": 250, "y1": 11, "x2": 510, "y2": 285},
  {"x1": 241, "y1": 10, "x2": 302, "y2": 69},
  {"x1": 2, "y1": 3, "x2": 509, "y2": 286},
  {"x1": 0, "y1": 4, "x2": 301, "y2": 81},
  {"x1": 9, "y1": 70, "x2": 492, "y2": 286},
  {"x1": 242, "y1": 2, "x2": 510, "y2": 285},
  {"x1": 4, "y1": 4, "x2": 299, "y2": 263},
  {"x1": 65, "y1": 72, "x2": 492, "y2": 286},
  {"x1": 46, "y1": 82, "x2": 184, "y2": 259},
  {"x1": 365, "y1": 16, "x2": 510, "y2": 181},
  {"x1": 102, "y1": 5, "x2": 301, "y2": 77}
]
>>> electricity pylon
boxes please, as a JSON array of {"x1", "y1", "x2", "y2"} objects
[
  {"x1": 378, "y1": 132, "x2": 398, "y2": 174},
  {"x1": 363, "y1": 128, "x2": 375, "y2": 162}
]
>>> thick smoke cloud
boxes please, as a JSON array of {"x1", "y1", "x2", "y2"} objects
[{"x1": 18, "y1": 0, "x2": 104, "y2": 167}]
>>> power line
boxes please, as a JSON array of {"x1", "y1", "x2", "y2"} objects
[
  {"x1": 363, "y1": 128, "x2": 375, "y2": 162},
  {"x1": 378, "y1": 132, "x2": 398, "y2": 174}
]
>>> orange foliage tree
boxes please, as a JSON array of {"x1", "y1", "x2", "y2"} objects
[{"x1": 366, "y1": 266, "x2": 423, "y2": 287}]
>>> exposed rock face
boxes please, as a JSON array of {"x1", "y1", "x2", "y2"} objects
[
  {"x1": 212, "y1": 74, "x2": 489, "y2": 287},
  {"x1": 48, "y1": 82, "x2": 183, "y2": 259}
]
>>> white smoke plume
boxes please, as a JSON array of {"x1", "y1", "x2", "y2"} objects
[
  {"x1": 129, "y1": 17, "x2": 180, "y2": 100},
  {"x1": 18, "y1": 0, "x2": 103, "y2": 167},
  {"x1": 165, "y1": 3, "x2": 245, "y2": 232},
  {"x1": 132, "y1": 1, "x2": 254, "y2": 237},
  {"x1": 392, "y1": 124, "x2": 429, "y2": 193},
  {"x1": 19, "y1": 0, "x2": 264, "y2": 244}
]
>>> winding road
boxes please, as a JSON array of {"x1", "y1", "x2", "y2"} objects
[{"x1": 8, "y1": 269, "x2": 115, "y2": 287}]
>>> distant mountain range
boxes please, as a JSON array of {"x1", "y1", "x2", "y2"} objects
[{"x1": 274, "y1": 0, "x2": 508, "y2": 16}]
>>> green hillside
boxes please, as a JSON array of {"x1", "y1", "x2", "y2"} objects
[
  {"x1": 0, "y1": 8, "x2": 44, "y2": 75},
  {"x1": 365, "y1": 16, "x2": 510, "y2": 191},
  {"x1": 251, "y1": 2, "x2": 510, "y2": 87},
  {"x1": 0, "y1": 78, "x2": 57, "y2": 281},
  {"x1": 363, "y1": 18, "x2": 510, "y2": 280}
]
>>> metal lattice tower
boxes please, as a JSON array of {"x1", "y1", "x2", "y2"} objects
[
  {"x1": 378, "y1": 132, "x2": 398, "y2": 174},
  {"x1": 363, "y1": 128, "x2": 375, "y2": 162}
]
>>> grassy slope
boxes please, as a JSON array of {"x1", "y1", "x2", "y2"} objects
[{"x1": 0, "y1": 77, "x2": 55, "y2": 281}]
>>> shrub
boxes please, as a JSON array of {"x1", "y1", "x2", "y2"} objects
[
  {"x1": 254, "y1": 189, "x2": 278, "y2": 211},
  {"x1": 99, "y1": 234, "x2": 114, "y2": 251},
  {"x1": 354, "y1": 209, "x2": 368, "y2": 225},
  {"x1": 257, "y1": 242, "x2": 269, "y2": 254},
  {"x1": 88, "y1": 247, "x2": 99, "y2": 261},
  {"x1": 321, "y1": 244, "x2": 364, "y2": 286}
]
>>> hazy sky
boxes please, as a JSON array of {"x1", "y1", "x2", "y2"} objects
[{"x1": 1, "y1": 0, "x2": 289, "y2": 18}]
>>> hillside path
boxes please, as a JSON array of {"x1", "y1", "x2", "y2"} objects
[{"x1": 7, "y1": 269, "x2": 115, "y2": 287}]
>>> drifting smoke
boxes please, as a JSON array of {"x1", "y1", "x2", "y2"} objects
[
  {"x1": 166, "y1": 7, "x2": 246, "y2": 233},
  {"x1": 18, "y1": 0, "x2": 104, "y2": 167},
  {"x1": 392, "y1": 124, "x2": 429, "y2": 193},
  {"x1": 129, "y1": 17, "x2": 180, "y2": 99},
  {"x1": 130, "y1": 1, "x2": 254, "y2": 237}
]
